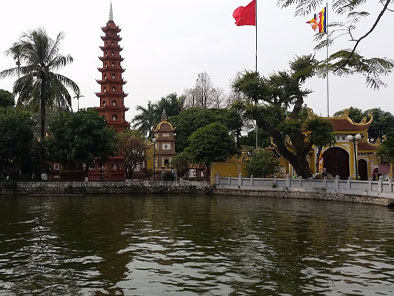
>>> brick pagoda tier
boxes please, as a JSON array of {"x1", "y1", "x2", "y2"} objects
[{"x1": 89, "y1": 4, "x2": 129, "y2": 181}]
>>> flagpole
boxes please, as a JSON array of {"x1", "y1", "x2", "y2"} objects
[
  {"x1": 255, "y1": 0, "x2": 258, "y2": 148},
  {"x1": 326, "y1": 2, "x2": 330, "y2": 117}
]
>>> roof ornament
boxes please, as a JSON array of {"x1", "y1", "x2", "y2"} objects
[
  {"x1": 109, "y1": 1, "x2": 114, "y2": 22},
  {"x1": 161, "y1": 109, "x2": 168, "y2": 121}
]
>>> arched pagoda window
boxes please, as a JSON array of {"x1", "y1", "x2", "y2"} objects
[
  {"x1": 112, "y1": 101, "x2": 116, "y2": 106},
  {"x1": 103, "y1": 87, "x2": 107, "y2": 93},
  {"x1": 112, "y1": 114, "x2": 117, "y2": 121},
  {"x1": 111, "y1": 62, "x2": 115, "y2": 67},
  {"x1": 112, "y1": 86, "x2": 116, "y2": 92},
  {"x1": 102, "y1": 101, "x2": 106, "y2": 106},
  {"x1": 112, "y1": 74, "x2": 116, "y2": 79}
]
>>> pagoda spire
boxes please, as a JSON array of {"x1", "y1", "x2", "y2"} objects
[{"x1": 109, "y1": 1, "x2": 113, "y2": 22}]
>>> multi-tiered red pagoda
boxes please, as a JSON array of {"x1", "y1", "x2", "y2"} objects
[{"x1": 89, "y1": 3, "x2": 129, "y2": 181}]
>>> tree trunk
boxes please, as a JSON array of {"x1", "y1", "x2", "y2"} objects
[
  {"x1": 272, "y1": 134, "x2": 313, "y2": 179},
  {"x1": 291, "y1": 155, "x2": 313, "y2": 179},
  {"x1": 39, "y1": 80, "x2": 46, "y2": 175}
]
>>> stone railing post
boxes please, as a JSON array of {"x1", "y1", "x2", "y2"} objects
[
  {"x1": 389, "y1": 179, "x2": 393, "y2": 193},
  {"x1": 285, "y1": 174, "x2": 291, "y2": 188},
  {"x1": 228, "y1": 175, "x2": 231, "y2": 186},
  {"x1": 298, "y1": 176, "x2": 303, "y2": 188},
  {"x1": 378, "y1": 176, "x2": 383, "y2": 193},
  {"x1": 323, "y1": 176, "x2": 327, "y2": 189},
  {"x1": 335, "y1": 175, "x2": 339, "y2": 190},
  {"x1": 251, "y1": 175, "x2": 254, "y2": 187},
  {"x1": 347, "y1": 177, "x2": 351, "y2": 190},
  {"x1": 274, "y1": 177, "x2": 277, "y2": 188},
  {"x1": 215, "y1": 173, "x2": 220, "y2": 185},
  {"x1": 368, "y1": 177, "x2": 372, "y2": 192},
  {"x1": 238, "y1": 173, "x2": 242, "y2": 188}
]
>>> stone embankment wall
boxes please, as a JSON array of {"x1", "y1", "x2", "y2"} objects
[
  {"x1": 214, "y1": 174, "x2": 394, "y2": 206},
  {"x1": 0, "y1": 180, "x2": 211, "y2": 195}
]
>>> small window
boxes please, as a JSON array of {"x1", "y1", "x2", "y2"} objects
[
  {"x1": 112, "y1": 114, "x2": 117, "y2": 121},
  {"x1": 104, "y1": 74, "x2": 107, "y2": 80},
  {"x1": 112, "y1": 74, "x2": 116, "y2": 79},
  {"x1": 106, "y1": 42, "x2": 108, "y2": 45},
  {"x1": 105, "y1": 64, "x2": 108, "y2": 68},
  {"x1": 112, "y1": 101, "x2": 116, "y2": 106},
  {"x1": 111, "y1": 42, "x2": 114, "y2": 46},
  {"x1": 112, "y1": 62, "x2": 115, "y2": 67},
  {"x1": 111, "y1": 51, "x2": 114, "y2": 56},
  {"x1": 103, "y1": 87, "x2": 107, "y2": 93},
  {"x1": 105, "y1": 51, "x2": 108, "y2": 56},
  {"x1": 102, "y1": 101, "x2": 106, "y2": 106},
  {"x1": 112, "y1": 86, "x2": 116, "y2": 92}
]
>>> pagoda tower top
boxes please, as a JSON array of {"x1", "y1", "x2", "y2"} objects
[{"x1": 109, "y1": 1, "x2": 113, "y2": 22}]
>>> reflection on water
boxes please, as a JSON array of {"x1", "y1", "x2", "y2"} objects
[{"x1": 0, "y1": 195, "x2": 394, "y2": 295}]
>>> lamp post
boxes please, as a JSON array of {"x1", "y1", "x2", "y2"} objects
[
  {"x1": 152, "y1": 138, "x2": 156, "y2": 181},
  {"x1": 347, "y1": 133, "x2": 362, "y2": 180}
]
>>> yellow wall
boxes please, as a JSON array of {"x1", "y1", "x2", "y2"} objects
[
  {"x1": 146, "y1": 144, "x2": 154, "y2": 171},
  {"x1": 210, "y1": 162, "x2": 247, "y2": 185}
]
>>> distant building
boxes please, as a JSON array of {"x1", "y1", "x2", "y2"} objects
[
  {"x1": 146, "y1": 110, "x2": 176, "y2": 179},
  {"x1": 282, "y1": 110, "x2": 386, "y2": 180}
]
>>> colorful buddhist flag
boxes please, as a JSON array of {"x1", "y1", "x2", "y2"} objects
[
  {"x1": 233, "y1": 0, "x2": 256, "y2": 26},
  {"x1": 306, "y1": 7, "x2": 327, "y2": 33}
]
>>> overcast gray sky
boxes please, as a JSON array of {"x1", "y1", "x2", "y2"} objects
[{"x1": 0, "y1": 0, "x2": 393, "y2": 122}]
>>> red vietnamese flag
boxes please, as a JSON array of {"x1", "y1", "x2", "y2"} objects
[{"x1": 233, "y1": 0, "x2": 256, "y2": 26}]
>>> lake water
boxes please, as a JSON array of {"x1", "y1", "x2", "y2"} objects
[{"x1": 1, "y1": 194, "x2": 394, "y2": 295}]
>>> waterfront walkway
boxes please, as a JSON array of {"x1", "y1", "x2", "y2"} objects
[{"x1": 214, "y1": 174, "x2": 394, "y2": 206}]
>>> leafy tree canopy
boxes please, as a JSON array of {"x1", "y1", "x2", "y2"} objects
[
  {"x1": 46, "y1": 109, "x2": 117, "y2": 173},
  {"x1": 171, "y1": 151, "x2": 191, "y2": 177},
  {"x1": 376, "y1": 137, "x2": 394, "y2": 164},
  {"x1": 245, "y1": 148, "x2": 281, "y2": 178},
  {"x1": 0, "y1": 89, "x2": 15, "y2": 108},
  {"x1": 233, "y1": 55, "x2": 335, "y2": 178},
  {"x1": 0, "y1": 108, "x2": 34, "y2": 177},
  {"x1": 169, "y1": 107, "x2": 243, "y2": 152},
  {"x1": 0, "y1": 28, "x2": 79, "y2": 140},
  {"x1": 118, "y1": 130, "x2": 147, "y2": 179},
  {"x1": 185, "y1": 122, "x2": 236, "y2": 166}
]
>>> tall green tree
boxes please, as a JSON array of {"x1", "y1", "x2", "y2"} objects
[
  {"x1": 0, "y1": 108, "x2": 34, "y2": 178},
  {"x1": 169, "y1": 107, "x2": 243, "y2": 152},
  {"x1": 185, "y1": 122, "x2": 236, "y2": 166},
  {"x1": 118, "y1": 130, "x2": 147, "y2": 179},
  {"x1": 278, "y1": 0, "x2": 394, "y2": 88},
  {"x1": 376, "y1": 137, "x2": 394, "y2": 165},
  {"x1": 0, "y1": 28, "x2": 79, "y2": 140},
  {"x1": 46, "y1": 109, "x2": 118, "y2": 177},
  {"x1": 0, "y1": 89, "x2": 15, "y2": 108},
  {"x1": 233, "y1": 55, "x2": 335, "y2": 178}
]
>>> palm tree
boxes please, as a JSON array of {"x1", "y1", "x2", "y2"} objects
[
  {"x1": 132, "y1": 101, "x2": 158, "y2": 138},
  {"x1": 0, "y1": 28, "x2": 79, "y2": 140}
]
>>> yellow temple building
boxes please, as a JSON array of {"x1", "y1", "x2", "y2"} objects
[{"x1": 283, "y1": 110, "x2": 391, "y2": 180}]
